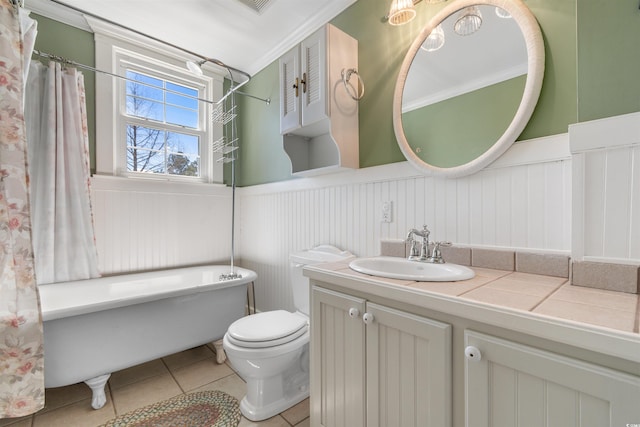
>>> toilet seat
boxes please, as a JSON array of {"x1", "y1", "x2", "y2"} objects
[{"x1": 226, "y1": 310, "x2": 308, "y2": 349}]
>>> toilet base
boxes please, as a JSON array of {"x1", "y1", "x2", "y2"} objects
[
  {"x1": 240, "y1": 385, "x2": 309, "y2": 422},
  {"x1": 239, "y1": 356, "x2": 310, "y2": 422}
]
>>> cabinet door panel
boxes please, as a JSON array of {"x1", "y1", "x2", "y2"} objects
[
  {"x1": 366, "y1": 302, "x2": 452, "y2": 427},
  {"x1": 515, "y1": 372, "x2": 546, "y2": 427},
  {"x1": 280, "y1": 47, "x2": 300, "y2": 134},
  {"x1": 465, "y1": 330, "x2": 640, "y2": 427},
  {"x1": 311, "y1": 286, "x2": 366, "y2": 427},
  {"x1": 300, "y1": 27, "x2": 327, "y2": 127}
]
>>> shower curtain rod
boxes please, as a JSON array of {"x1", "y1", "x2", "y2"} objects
[
  {"x1": 39, "y1": 0, "x2": 269, "y2": 105},
  {"x1": 47, "y1": 0, "x2": 249, "y2": 81},
  {"x1": 31, "y1": 49, "x2": 270, "y2": 106}
]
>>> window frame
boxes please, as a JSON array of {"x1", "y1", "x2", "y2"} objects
[
  {"x1": 93, "y1": 20, "x2": 224, "y2": 184},
  {"x1": 117, "y1": 57, "x2": 208, "y2": 180}
]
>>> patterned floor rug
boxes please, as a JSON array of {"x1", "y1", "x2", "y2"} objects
[{"x1": 99, "y1": 390, "x2": 241, "y2": 427}]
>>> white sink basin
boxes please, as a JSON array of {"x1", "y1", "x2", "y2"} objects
[{"x1": 349, "y1": 256, "x2": 475, "y2": 282}]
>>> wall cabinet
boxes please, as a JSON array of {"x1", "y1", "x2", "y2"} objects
[
  {"x1": 310, "y1": 286, "x2": 452, "y2": 427},
  {"x1": 465, "y1": 331, "x2": 640, "y2": 427},
  {"x1": 279, "y1": 24, "x2": 359, "y2": 176}
]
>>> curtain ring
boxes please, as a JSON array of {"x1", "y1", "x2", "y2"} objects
[{"x1": 341, "y1": 68, "x2": 364, "y2": 101}]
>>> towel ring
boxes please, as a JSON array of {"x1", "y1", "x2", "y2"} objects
[{"x1": 341, "y1": 68, "x2": 365, "y2": 101}]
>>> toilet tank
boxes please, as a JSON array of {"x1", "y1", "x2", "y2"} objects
[{"x1": 289, "y1": 245, "x2": 354, "y2": 316}]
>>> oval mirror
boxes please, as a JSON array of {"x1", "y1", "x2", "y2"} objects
[{"x1": 393, "y1": 0, "x2": 544, "y2": 177}]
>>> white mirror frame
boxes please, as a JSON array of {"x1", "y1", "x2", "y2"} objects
[{"x1": 393, "y1": 0, "x2": 545, "y2": 178}]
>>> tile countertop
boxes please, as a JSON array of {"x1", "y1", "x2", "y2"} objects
[{"x1": 304, "y1": 260, "x2": 640, "y2": 364}]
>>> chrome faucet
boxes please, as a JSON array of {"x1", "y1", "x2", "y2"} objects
[
  {"x1": 406, "y1": 225, "x2": 430, "y2": 261},
  {"x1": 406, "y1": 225, "x2": 452, "y2": 263}
]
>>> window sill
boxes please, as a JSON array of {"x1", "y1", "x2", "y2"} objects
[{"x1": 90, "y1": 174, "x2": 228, "y2": 195}]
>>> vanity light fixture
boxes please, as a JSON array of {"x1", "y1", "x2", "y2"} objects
[
  {"x1": 495, "y1": 6, "x2": 512, "y2": 18},
  {"x1": 385, "y1": 0, "x2": 446, "y2": 26},
  {"x1": 454, "y1": 6, "x2": 483, "y2": 35},
  {"x1": 420, "y1": 24, "x2": 445, "y2": 51},
  {"x1": 388, "y1": 0, "x2": 417, "y2": 26}
]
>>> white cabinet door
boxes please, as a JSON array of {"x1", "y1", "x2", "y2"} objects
[
  {"x1": 300, "y1": 26, "x2": 327, "y2": 127},
  {"x1": 311, "y1": 286, "x2": 366, "y2": 427},
  {"x1": 311, "y1": 286, "x2": 452, "y2": 427},
  {"x1": 465, "y1": 330, "x2": 640, "y2": 427},
  {"x1": 365, "y1": 302, "x2": 452, "y2": 427},
  {"x1": 279, "y1": 46, "x2": 300, "y2": 135},
  {"x1": 279, "y1": 26, "x2": 327, "y2": 135}
]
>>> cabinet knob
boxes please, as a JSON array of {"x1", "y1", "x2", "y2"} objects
[
  {"x1": 348, "y1": 307, "x2": 360, "y2": 319},
  {"x1": 362, "y1": 312, "x2": 374, "y2": 325},
  {"x1": 464, "y1": 345, "x2": 482, "y2": 362}
]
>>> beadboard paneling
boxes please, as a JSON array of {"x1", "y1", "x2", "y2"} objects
[
  {"x1": 570, "y1": 112, "x2": 640, "y2": 264},
  {"x1": 239, "y1": 142, "x2": 571, "y2": 312},
  {"x1": 89, "y1": 138, "x2": 573, "y2": 313},
  {"x1": 91, "y1": 176, "x2": 232, "y2": 275}
]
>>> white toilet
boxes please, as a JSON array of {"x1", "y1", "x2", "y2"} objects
[{"x1": 223, "y1": 245, "x2": 354, "y2": 421}]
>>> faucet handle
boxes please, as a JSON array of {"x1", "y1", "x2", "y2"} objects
[
  {"x1": 429, "y1": 241, "x2": 452, "y2": 263},
  {"x1": 434, "y1": 241, "x2": 452, "y2": 249},
  {"x1": 407, "y1": 238, "x2": 420, "y2": 259}
]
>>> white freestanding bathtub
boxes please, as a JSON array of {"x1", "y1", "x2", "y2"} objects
[{"x1": 38, "y1": 265, "x2": 257, "y2": 409}]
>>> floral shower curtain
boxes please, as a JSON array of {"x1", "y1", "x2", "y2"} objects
[
  {"x1": 24, "y1": 58, "x2": 100, "y2": 284},
  {"x1": 0, "y1": 0, "x2": 45, "y2": 418}
]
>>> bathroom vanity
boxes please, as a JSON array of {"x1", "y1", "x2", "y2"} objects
[{"x1": 305, "y1": 261, "x2": 640, "y2": 427}]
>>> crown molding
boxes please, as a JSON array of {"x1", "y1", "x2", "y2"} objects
[
  {"x1": 26, "y1": 0, "x2": 91, "y2": 31},
  {"x1": 244, "y1": 0, "x2": 357, "y2": 76}
]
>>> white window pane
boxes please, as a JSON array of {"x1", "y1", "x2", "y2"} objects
[
  {"x1": 127, "y1": 125, "x2": 166, "y2": 151},
  {"x1": 166, "y1": 92, "x2": 198, "y2": 110},
  {"x1": 126, "y1": 71, "x2": 163, "y2": 101},
  {"x1": 126, "y1": 83, "x2": 163, "y2": 102},
  {"x1": 166, "y1": 83, "x2": 198, "y2": 110},
  {"x1": 126, "y1": 96, "x2": 164, "y2": 121},
  {"x1": 167, "y1": 153, "x2": 199, "y2": 176},
  {"x1": 166, "y1": 105, "x2": 198, "y2": 128},
  {"x1": 127, "y1": 147, "x2": 166, "y2": 174},
  {"x1": 167, "y1": 132, "x2": 199, "y2": 155}
]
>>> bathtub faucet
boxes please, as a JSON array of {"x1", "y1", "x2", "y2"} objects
[{"x1": 406, "y1": 225, "x2": 430, "y2": 261}]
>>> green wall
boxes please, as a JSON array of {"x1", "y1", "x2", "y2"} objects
[
  {"x1": 577, "y1": 0, "x2": 640, "y2": 121},
  {"x1": 234, "y1": 63, "x2": 291, "y2": 184},
  {"x1": 32, "y1": 0, "x2": 640, "y2": 186},
  {"x1": 402, "y1": 76, "x2": 526, "y2": 168},
  {"x1": 237, "y1": 0, "x2": 580, "y2": 185},
  {"x1": 31, "y1": 14, "x2": 96, "y2": 171}
]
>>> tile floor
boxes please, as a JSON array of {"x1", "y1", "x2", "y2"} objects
[{"x1": 0, "y1": 344, "x2": 310, "y2": 427}]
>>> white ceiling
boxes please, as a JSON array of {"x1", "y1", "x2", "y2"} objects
[{"x1": 26, "y1": 0, "x2": 357, "y2": 76}]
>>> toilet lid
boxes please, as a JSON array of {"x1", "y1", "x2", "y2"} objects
[{"x1": 227, "y1": 310, "x2": 308, "y2": 348}]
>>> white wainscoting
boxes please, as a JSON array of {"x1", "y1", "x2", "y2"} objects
[
  {"x1": 570, "y1": 112, "x2": 640, "y2": 264},
  {"x1": 90, "y1": 176, "x2": 233, "y2": 275},
  {"x1": 239, "y1": 135, "x2": 572, "y2": 312},
  {"x1": 87, "y1": 114, "x2": 640, "y2": 312}
]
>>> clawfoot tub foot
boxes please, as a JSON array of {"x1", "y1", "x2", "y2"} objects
[
  {"x1": 213, "y1": 339, "x2": 227, "y2": 364},
  {"x1": 85, "y1": 373, "x2": 111, "y2": 409}
]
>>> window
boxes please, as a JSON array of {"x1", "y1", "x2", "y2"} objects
[
  {"x1": 123, "y1": 69, "x2": 203, "y2": 178},
  {"x1": 93, "y1": 25, "x2": 224, "y2": 183}
]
